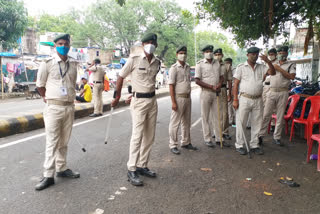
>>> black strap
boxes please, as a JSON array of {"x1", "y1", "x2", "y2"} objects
[{"x1": 58, "y1": 62, "x2": 69, "y2": 79}]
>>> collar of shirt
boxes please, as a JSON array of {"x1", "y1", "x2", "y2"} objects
[
  {"x1": 204, "y1": 58, "x2": 216, "y2": 64},
  {"x1": 53, "y1": 53, "x2": 70, "y2": 63},
  {"x1": 141, "y1": 52, "x2": 156, "y2": 64},
  {"x1": 244, "y1": 60, "x2": 260, "y2": 70},
  {"x1": 176, "y1": 61, "x2": 188, "y2": 68}
]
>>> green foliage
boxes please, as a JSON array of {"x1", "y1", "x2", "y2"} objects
[
  {"x1": 198, "y1": 0, "x2": 320, "y2": 47},
  {"x1": 0, "y1": 0, "x2": 28, "y2": 50}
]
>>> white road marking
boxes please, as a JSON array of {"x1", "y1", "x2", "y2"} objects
[
  {"x1": 0, "y1": 109, "x2": 128, "y2": 150},
  {"x1": 191, "y1": 118, "x2": 202, "y2": 129}
]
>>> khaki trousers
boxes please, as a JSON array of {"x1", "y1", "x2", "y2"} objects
[
  {"x1": 127, "y1": 96, "x2": 158, "y2": 171},
  {"x1": 200, "y1": 90, "x2": 221, "y2": 142},
  {"x1": 235, "y1": 96, "x2": 263, "y2": 149},
  {"x1": 259, "y1": 91, "x2": 288, "y2": 140},
  {"x1": 169, "y1": 96, "x2": 191, "y2": 149},
  {"x1": 262, "y1": 86, "x2": 275, "y2": 126},
  {"x1": 220, "y1": 88, "x2": 229, "y2": 135},
  {"x1": 93, "y1": 83, "x2": 103, "y2": 114},
  {"x1": 43, "y1": 104, "x2": 74, "y2": 177},
  {"x1": 228, "y1": 90, "x2": 235, "y2": 124}
]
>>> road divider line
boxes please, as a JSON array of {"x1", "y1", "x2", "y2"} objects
[
  {"x1": 0, "y1": 108, "x2": 128, "y2": 150},
  {"x1": 191, "y1": 118, "x2": 202, "y2": 129}
]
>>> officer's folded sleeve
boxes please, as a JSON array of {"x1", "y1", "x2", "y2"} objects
[
  {"x1": 233, "y1": 66, "x2": 242, "y2": 80},
  {"x1": 36, "y1": 61, "x2": 48, "y2": 87},
  {"x1": 168, "y1": 67, "x2": 176, "y2": 85},
  {"x1": 194, "y1": 63, "x2": 202, "y2": 79},
  {"x1": 119, "y1": 57, "x2": 134, "y2": 78}
]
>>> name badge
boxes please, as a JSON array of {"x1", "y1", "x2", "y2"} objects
[
  {"x1": 139, "y1": 68, "x2": 146, "y2": 70},
  {"x1": 60, "y1": 87, "x2": 68, "y2": 96}
]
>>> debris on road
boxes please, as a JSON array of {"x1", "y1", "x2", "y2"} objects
[
  {"x1": 246, "y1": 178, "x2": 252, "y2": 181},
  {"x1": 268, "y1": 168, "x2": 273, "y2": 171},
  {"x1": 276, "y1": 163, "x2": 280, "y2": 166},
  {"x1": 264, "y1": 191, "x2": 272, "y2": 196},
  {"x1": 107, "y1": 195, "x2": 115, "y2": 201},
  {"x1": 120, "y1": 187, "x2": 127, "y2": 191},
  {"x1": 115, "y1": 191, "x2": 122, "y2": 195},
  {"x1": 200, "y1": 168, "x2": 212, "y2": 172},
  {"x1": 90, "y1": 208, "x2": 105, "y2": 214},
  {"x1": 279, "y1": 177, "x2": 300, "y2": 187},
  {"x1": 262, "y1": 160, "x2": 266, "y2": 163},
  {"x1": 208, "y1": 188, "x2": 216, "y2": 192}
]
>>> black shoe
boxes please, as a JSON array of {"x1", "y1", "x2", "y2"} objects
[
  {"x1": 252, "y1": 147, "x2": 264, "y2": 155},
  {"x1": 127, "y1": 171, "x2": 143, "y2": 186},
  {"x1": 273, "y1": 139, "x2": 284, "y2": 147},
  {"x1": 170, "y1": 147, "x2": 180, "y2": 155},
  {"x1": 246, "y1": 126, "x2": 251, "y2": 130},
  {"x1": 258, "y1": 136, "x2": 263, "y2": 146},
  {"x1": 181, "y1": 144, "x2": 198, "y2": 150},
  {"x1": 204, "y1": 141, "x2": 215, "y2": 148},
  {"x1": 223, "y1": 134, "x2": 232, "y2": 140},
  {"x1": 136, "y1": 167, "x2": 157, "y2": 178},
  {"x1": 212, "y1": 135, "x2": 215, "y2": 138},
  {"x1": 35, "y1": 177, "x2": 54, "y2": 191},
  {"x1": 89, "y1": 113, "x2": 101, "y2": 117},
  {"x1": 236, "y1": 148, "x2": 247, "y2": 155},
  {"x1": 270, "y1": 126, "x2": 275, "y2": 133},
  {"x1": 216, "y1": 141, "x2": 231, "y2": 147},
  {"x1": 56, "y1": 169, "x2": 80, "y2": 178}
]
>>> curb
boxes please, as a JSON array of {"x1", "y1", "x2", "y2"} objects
[{"x1": 0, "y1": 90, "x2": 172, "y2": 138}]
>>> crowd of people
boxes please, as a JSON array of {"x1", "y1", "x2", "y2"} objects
[{"x1": 34, "y1": 32, "x2": 296, "y2": 190}]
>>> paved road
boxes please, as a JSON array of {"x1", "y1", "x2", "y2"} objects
[
  {"x1": 0, "y1": 89, "x2": 320, "y2": 214},
  {"x1": 0, "y1": 88, "x2": 131, "y2": 120}
]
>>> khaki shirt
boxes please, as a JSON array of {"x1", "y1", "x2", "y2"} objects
[
  {"x1": 168, "y1": 61, "x2": 191, "y2": 94},
  {"x1": 234, "y1": 61, "x2": 268, "y2": 96},
  {"x1": 195, "y1": 58, "x2": 221, "y2": 87},
  {"x1": 221, "y1": 62, "x2": 232, "y2": 85},
  {"x1": 270, "y1": 61, "x2": 296, "y2": 88},
  {"x1": 36, "y1": 54, "x2": 78, "y2": 102},
  {"x1": 120, "y1": 53, "x2": 161, "y2": 93},
  {"x1": 89, "y1": 64, "x2": 105, "y2": 82}
]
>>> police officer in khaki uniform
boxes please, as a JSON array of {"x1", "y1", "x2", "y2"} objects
[
  {"x1": 112, "y1": 33, "x2": 161, "y2": 186},
  {"x1": 88, "y1": 58, "x2": 105, "y2": 117},
  {"x1": 262, "y1": 48, "x2": 278, "y2": 131},
  {"x1": 225, "y1": 58, "x2": 236, "y2": 125},
  {"x1": 233, "y1": 47, "x2": 275, "y2": 155},
  {"x1": 214, "y1": 48, "x2": 232, "y2": 142},
  {"x1": 35, "y1": 34, "x2": 80, "y2": 191},
  {"x1": 195, "y1": 45, "x2": 224, "y2": 147},
  {"x1": 168, "y1": 45, "x2": 197, "y2": 155},
  {"x1": 259, "y1": 46, "x2": 296, "y2": 146}
]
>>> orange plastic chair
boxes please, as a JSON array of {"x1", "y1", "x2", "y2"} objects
[
  {"x1": 289, "y1": 96, "x2": 320, "y2": 144},
  {"x1": 268, "y1": 95, "x2": 300, "y2": 135},
  {"x1": 307, "y1": 134, "x2": 320, "y2": 171}
]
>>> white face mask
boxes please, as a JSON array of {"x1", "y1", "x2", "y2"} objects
[
  {"x1": 177, "y1": 54, "x2": 187, "y2": 62},
  {"x1": 214, "y1": 55, "x2": 222, "y2": 61},
  {"x1": 268, "y1": 55, "x2": 276, "y2": 61},
  {"x1": 144, "y1": 44, "x2": 156, "y2": 54},
  {"x1": 204, "y1": 52, "x2": 213, "y2": 59}
]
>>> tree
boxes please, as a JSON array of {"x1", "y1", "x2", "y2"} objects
[
  {"x1": 0, "y1": 0, "x2": 28, "y2": 50},
  {"x1": 198, "y1": 0, "x2": 320, "y2": 52}
]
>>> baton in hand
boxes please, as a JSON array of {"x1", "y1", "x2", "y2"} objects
[{"x1": 105, "y1": 90, "x2": 116, "y2": 144}]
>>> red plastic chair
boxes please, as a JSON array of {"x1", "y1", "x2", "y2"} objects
[
  {"x1": 289, "y1": 96, "x2": 320, "y2": 144},
  {"x1": 307, "y1": 134, "x2": 320, "y2": 171},
  {"x1": 267, "y1": 95, "x2": 300, "y2": 135}
]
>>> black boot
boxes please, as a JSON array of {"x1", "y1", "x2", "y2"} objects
[
  {"x1": 127, "y1": 171, "x2": 143, "y2": 186},
  {"x1": 136, "y1": 167, "x2": 157, "y2": 178},
  {"x1": 181, "y1": 144, "x2": 198, "y2": 150},
  {"x1": 170, "y1": 147, "x2": 180, "y2": 155},
  {"x1": 56, "y1": 169, "x2": 80, "y2": 178},
  {"x1": 35, "y1": 177, "x2": 54, "y2": 191}
]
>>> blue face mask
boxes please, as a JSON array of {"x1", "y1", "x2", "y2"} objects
[{"x1": 56, "y1": 46, "x2": 70, "y2": 56}]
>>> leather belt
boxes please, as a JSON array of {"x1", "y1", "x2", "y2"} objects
[
  {"x1": 240, "y1": 92, "x2": 261, "y2": 99},
  {"x1": 47, "y1": 100, "x2": 74, "y2": 106},
  {"x1": 270, "y1": 87, "x2": 288, "y2": 92},
  {"x1": 176, "y1": 93, "x2": 190, "y2": 98},
  {"x1": 133, "y1": 91, "x2": 155, "y2": 98},
  {"x1": 93, "y1": 81, "x2": 102, "y2": 83},
  {"x1": 264, "y1": 82, "x2": 270, "y2": 85}
]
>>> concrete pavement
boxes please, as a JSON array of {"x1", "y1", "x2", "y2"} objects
[
  {"x1": 0, "y1": 88, "x2": 320, "y2": 214},
  {"x1": 0, "y1": 84, "x2": 191, "y2": 137}
]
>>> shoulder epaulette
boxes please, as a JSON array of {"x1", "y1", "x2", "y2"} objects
[{"x1": 196, "y1": 59, "x2": 204, "y2": 64}]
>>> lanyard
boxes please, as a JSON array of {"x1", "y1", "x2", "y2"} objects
[{"x1": 58, "y1": 62, "x2": 69, "y2": 79}]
